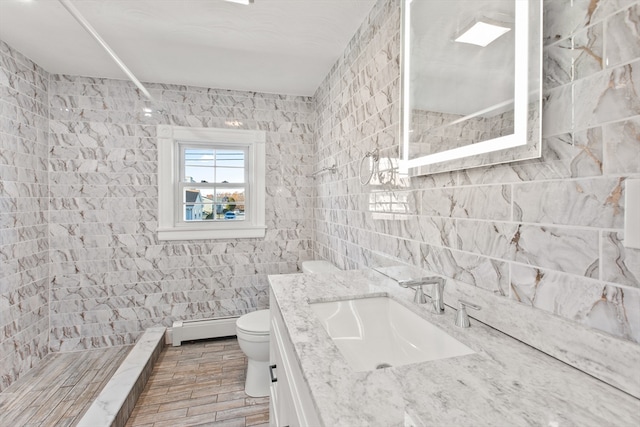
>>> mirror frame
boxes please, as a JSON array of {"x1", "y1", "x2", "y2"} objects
[{"x1": 399, "y1": 0, "x2": 542, "y2": 176}]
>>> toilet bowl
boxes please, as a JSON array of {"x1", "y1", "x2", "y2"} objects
[
  {"x1": 236, "y1": 309, "x2": 270, "y2": 397},
  {"x1": 236, "y1": 260, "x2": 339, "y2": 397}
]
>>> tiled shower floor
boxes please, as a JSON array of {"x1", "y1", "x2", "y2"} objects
[
  {"x1": 0, "y1": 337, "x2": 269, "y2": 427},
  {"x1": 0, "y1": 345, "x2": 131, "y2": 426}
]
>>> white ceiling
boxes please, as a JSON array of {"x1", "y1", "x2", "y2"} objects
[{"x1": 0, "y1": 0, "x2": 377, "y2": 96}]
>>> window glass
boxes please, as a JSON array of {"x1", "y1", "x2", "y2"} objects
[
  {"x1": 184, "y1": 148, "x2": 245, "y2": 184},
  {"x1": 180, "y1": 187, "x2": 246, "y2": 222},
  {"x1": 215, "y1": 188, "x2": 245, "y2": 221}
]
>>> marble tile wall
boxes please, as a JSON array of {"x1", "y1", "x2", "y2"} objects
[
  {"x1": 313, "y1": 0, "x2": 640, "y2": 355},
  {"x1": 1, "y1": 42, "x2": 314, "y2": 388},
  {"x1": 0, "y1": 41, "x2": 50, "y2": 391},
  {"x1": 47, "y1": 76, "x2": 315, "y2": 352}
]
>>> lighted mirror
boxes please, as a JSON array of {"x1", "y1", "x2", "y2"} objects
[{"x1": 400, "y1": 0, "x2": 542, "y2": 176}]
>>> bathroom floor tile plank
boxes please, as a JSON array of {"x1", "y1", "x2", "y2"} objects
[
  {"x1": 151, "y1": 414, "x2": 246, "y2": 427},
  {"x1": 38, "y1": 396, "x2": 76, "y2": 425},
  {"x1": 127, "y1": 337, "x2": 270, "y2": 427},
  {"x1": 245, "y1": 411, "x2": 269, "y2": 426},
  {"x1": 126, "y1": 406, "x2": 190, "y2": 425},
  {"x1": 196, "y1": 368, "x2": 246, "y2": 385},
  {"x1": 214, "y1": 402, "x2": 270, "y2": 423},
  {"x1": 185, "y1": 397, "x2": 247, "y2": 417},
  {"x1": 157, "y1": 393, "x2": 221, "y2": 413},
  {"x1": 131, "y1": 401, "x2": 162, "y2": 416},
  {"x1": 168, "y1": 378, "x2": 222, "y2": 396},
  {"x1": 189, "y1": 381, "x2": 244, "y2": 400},
  {"x1": 196, "y1": 360, "x2": 226, "y2": 372},
  {"x1": 135, "y1": 389, "x2": 193, "y2": 408},
  {"x1": 215, "y1": 390, "x2": 249, "y2": 403},
  {"x1": 171, "y1": 363, "x2": 224, "y2": 377},
  {"x1": 218, "y1": 370, "x2": 246, "y2": 386},
  {"x1": 28, "y1": 386, "x2": 75, "y2": 421}
]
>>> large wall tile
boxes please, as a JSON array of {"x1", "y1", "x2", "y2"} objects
[
  {"x1": 574, "y1": 60, "x2": 640, "y2": 128},
  {"x1": 0, "y1": 41, "x2": 49, "y2": 391},
  {"x1": 605, "y1": 4, "x2": 640, "y2": 67},
  {"x1": 510, "y1": 264, "x2": 639, "y2": 343},
  {"x1": 603, "y1": 117, "x2": 640, "y2": 174},
  {"x1": 513, "y1": 177, "x2": 625, "y2": 228},
  {"x1": 602, "y1": 231, "x2": 640, "y2": 287},
  {"x1": 544, "y1": 22, "x2": 603, "y2": 90},
  {"x1": 420, "y1": 185, "x2": 512, "y2": 221}
]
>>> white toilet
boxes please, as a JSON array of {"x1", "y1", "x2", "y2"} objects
[
  {"x1": 236, "y1": 260, "x2": 340, "y2": 397},
  {"x1": 236, "y1": 309, "x2": 270, "y2": 397}
]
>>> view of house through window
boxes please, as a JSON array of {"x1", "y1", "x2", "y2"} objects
[{"x1": 180, "y1": 147, "x2": 247, "y2": 222}]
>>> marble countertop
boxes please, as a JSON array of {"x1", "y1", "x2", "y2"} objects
[{"x1": 268, "y1": 269, "x2": 640, "y2": 427}]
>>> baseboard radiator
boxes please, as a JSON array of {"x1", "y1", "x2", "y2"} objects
[{"x1": 171, "y1": 316, "x2": 239, "y2": 346}]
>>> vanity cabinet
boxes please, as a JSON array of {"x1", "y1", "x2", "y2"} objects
[{"x1": 269, "y1": 290, "x2": 320, "y2": 427}]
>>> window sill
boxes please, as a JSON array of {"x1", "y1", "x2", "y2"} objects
[{"x1": 158, "y1": 225, "x2": 266, "y2": 241}]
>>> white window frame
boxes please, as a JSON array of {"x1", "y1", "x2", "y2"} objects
[{"x1": 158, "y1": 125, "x2": 266, "y2": 240}]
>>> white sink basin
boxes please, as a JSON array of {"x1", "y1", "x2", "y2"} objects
[{"x1": 311, "y1": 297, "x2": 475, "y2": 372}]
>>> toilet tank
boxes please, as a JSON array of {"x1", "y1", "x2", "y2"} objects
[{"x1": 301, "y1": 260, "x2": 339, "y2": 274}]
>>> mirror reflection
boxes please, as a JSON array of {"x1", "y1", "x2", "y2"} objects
[{"x1": 401, "y1": 0, "x2": 541, "y2": 175}]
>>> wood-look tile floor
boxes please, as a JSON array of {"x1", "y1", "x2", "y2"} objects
[
  {"x1": 0, "y1": 345, "x2": 131, "y2": 427},
  {"x1": 126, "y1": 337, "x2": 269, "y2": 427}
]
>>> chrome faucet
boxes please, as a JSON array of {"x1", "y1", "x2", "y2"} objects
[
  {"x1": 455, "y1": 300, "x2": 481, "y2": 328},
  {"x1": 398, "y1": 277, "x2": 446, "y2": 314}
]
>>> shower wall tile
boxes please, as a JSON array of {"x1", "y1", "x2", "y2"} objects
[
  {"x1": 512, "y1": 177, "x2": 625, "y2": 228},
  {"x1": 0, "y1": 41, "x2": 50, "y2": 392},
  {"x1": 601, "y1": 231, "x2": 640, "y2": 288},
  {"x1": 46, "y1": 76, "x2": 315, "y2": 351},
  {"x1": 603, "y1": 117, "x2": 640, "y2": 174},
  {"x1": 420, "y1": 185, "x2": 512, "y2": 221},
  {"x1": 544, "y1": 22, "x2": 603, "y2": 90},
  {"x1": 510, "y1": 264, "x2": 640, "y2": 342},
  {"x1": 419, "y1": 244, "x2": 510, "y2": 295},
  {"x1": 313, "y1": 0, "x2": 640, "y2": 372},
  {"x1": 573, "y1": 60, "x2": 640, "y2": 129},
  {"x1": 605, "y1": 4, "x2": 640, "y2": 67},
  {"x1": 544, "y1": 0, "x2": 596, "y2": 44},
  {"x1": 513, "y1": 225, "x2": 600, "y2": 278},
  {"x1": 541, "y1": 83, "x2": 573, "y2": 137},
  {"x1": 455, "y1": 220, "x2": 520, "y2": 260}
]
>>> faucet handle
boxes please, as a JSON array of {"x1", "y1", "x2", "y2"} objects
[{"x1": 455, "y1": 300, "x2": 481, "y2": 328}]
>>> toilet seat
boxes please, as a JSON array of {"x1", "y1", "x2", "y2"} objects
[{"x1": 236, "y1": 309, "x2": 269, "y2": 335}]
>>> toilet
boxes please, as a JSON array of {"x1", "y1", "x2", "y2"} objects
[
  {"x1": 236, "y1": 259, "x2": 340, "y2": 397},
  {"x1": 236, "y1": 309, "x2": 270, "y2": 397}
]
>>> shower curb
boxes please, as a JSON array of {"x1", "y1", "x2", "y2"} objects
[{"x1": 76, "y1": 327, "x2": 166, "y2": 427}]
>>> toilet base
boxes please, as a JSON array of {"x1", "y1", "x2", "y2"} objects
[{"x1": 244, "y1": 359, "x2": 270, "y2": 397}]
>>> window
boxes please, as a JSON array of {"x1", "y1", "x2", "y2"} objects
[{"x1": 158, "y1": 126, "x2": 266, "y2": 240}]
